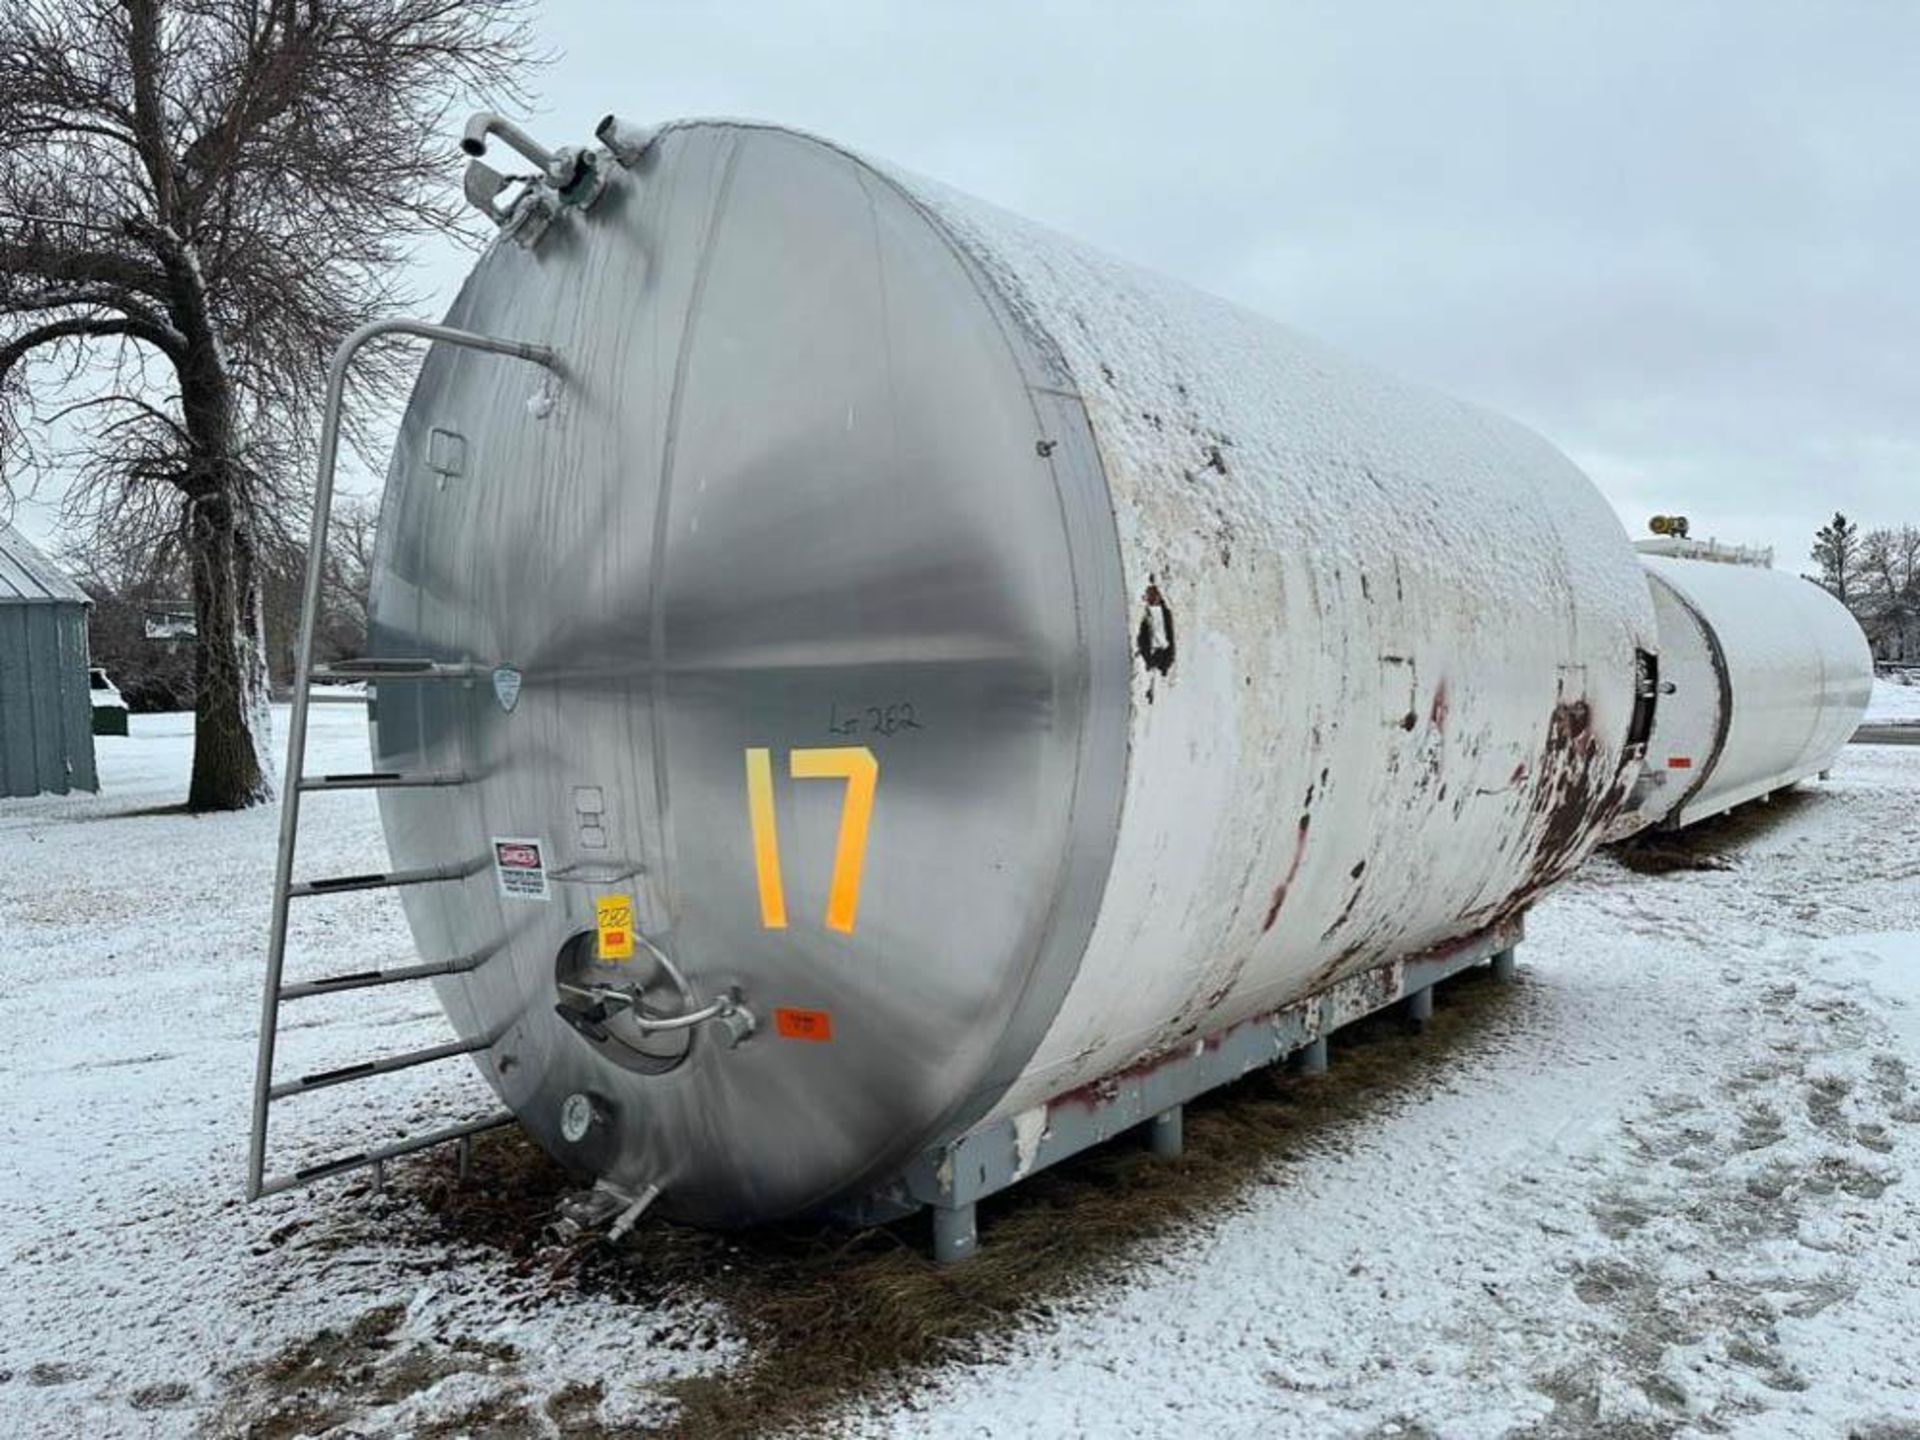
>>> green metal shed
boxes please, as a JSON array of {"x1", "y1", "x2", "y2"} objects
[{"x1": 0, "y1": 523, "x2": 98, "y2": 797}]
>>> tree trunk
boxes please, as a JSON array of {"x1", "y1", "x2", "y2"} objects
[{"x1": 184, "y1": 483, "x2": 276, "y2": 811}]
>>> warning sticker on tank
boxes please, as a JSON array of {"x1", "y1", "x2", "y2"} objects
[
  {"x1": 492, "y1": 837, "x2": 549, "y2": 901},
  {"x1": 774, "y1": 1007, "x2": 833, "y2": 1042},
  {"x1": 596, "y1": 894, "x2": 636, "y2": 961}
]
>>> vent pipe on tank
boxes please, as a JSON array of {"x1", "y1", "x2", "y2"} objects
[
  {"x1": 462, "y1": 112, "x2": 577, "y2": 189},
  {"x1": 596, "y1": 115, "x2": 659, "y2": 168}
]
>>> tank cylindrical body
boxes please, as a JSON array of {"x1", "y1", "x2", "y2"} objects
[
  {"x1": 1630, "y1": 555, "x2": 1871, "y2": 830},
  {"x1": 368, "y1": 120, "x2": 1654, "y2": 1225}
]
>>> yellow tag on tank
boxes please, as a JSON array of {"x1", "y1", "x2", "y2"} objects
[{"x1": 596, "y1": 894, "x2": 636, "y2": 961}]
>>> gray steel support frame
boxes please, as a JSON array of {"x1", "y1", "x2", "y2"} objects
[
  {"x1": 1147, "y1": 1105, "x2": 1183, "y2": 1159},
  {"x1": 1406, "y1": 984, "x2": 1435, "y2": 1025},
  {"x1": 931, "y1": 1202, "x2": 978, "y2": 1263},
  {"x1": 860, "y1": 918, "x2": 1524, "y2": 1261}
]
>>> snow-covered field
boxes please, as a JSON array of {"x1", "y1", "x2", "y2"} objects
[
  {"x1": 1867, "y1": 675, "x2": 1920, "y2": 724},
  {"x1": 3, "y1": 711, "x2": 1918, "y2": 1437}
]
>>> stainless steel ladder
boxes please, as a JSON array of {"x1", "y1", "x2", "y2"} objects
[{"x1": 246, "y1": 319, "x2": 561, "y2": 1202}]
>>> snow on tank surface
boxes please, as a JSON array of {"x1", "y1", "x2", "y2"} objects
[
  {"x1": 854, "y1": 142, "x2": 1660, "y2": 1116},
  {"x1": 1641, "y1": 556, "x2": 1872, "y2": 826}
]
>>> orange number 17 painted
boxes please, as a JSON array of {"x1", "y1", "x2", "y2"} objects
[{"x1": 744, "y1": 746, "x2": 878, "y2": 934}]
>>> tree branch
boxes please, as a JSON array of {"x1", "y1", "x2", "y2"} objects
[
  {"x1": 0, "y1": 237, "x2": 170, "y2": 300},
  {"x1": 5, "y1": 284, "x2": 172, "y2": 331},
  {"x1": 0, "y1": 315, "x2": 185, "y2": 388}
]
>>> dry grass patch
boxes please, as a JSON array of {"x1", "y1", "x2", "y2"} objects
[
  {"x1": 215, "y1": 966, "x2": 1520, "y2": 1437},
  {"x1": 408, "y1": 968, "x2": 1520, "y2": 1437}
]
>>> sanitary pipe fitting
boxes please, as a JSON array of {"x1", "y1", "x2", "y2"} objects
[
  {"x1": 461, "y1": 111, "x2": 576, "y2": 189},
  {"x1": 596, "y1": 114, "x2": 660, "y2": 168}
]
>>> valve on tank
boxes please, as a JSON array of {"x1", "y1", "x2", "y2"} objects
[{"x1": 459, "y1": 112, "x2": 614, "y2": 247}]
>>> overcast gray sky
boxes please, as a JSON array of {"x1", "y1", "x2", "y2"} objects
[{"x1": 12, "y1": 1, "x2": 1917, "y2": 570}]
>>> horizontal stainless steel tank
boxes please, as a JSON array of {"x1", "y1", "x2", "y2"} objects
[
  {"x1": 367, "y1": 119, "x2": 1656, "y2": 1225},
  {"x1": 1627, "y1": 553, "x2": 1871, "y2": 830}
]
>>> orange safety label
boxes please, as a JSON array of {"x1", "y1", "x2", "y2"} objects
[{"x1": 774, "y1": 1007, "x2": 834, "y2": 1042}]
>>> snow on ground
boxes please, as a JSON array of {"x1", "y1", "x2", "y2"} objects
[
  {"x1": 2, "y1": 719, "x2": 1918, "y2": 1437},
  {"x1": 0, "y1": 707, "x2": 735, "y2": 1438},
  {"x1": 843, "y1": 748, "x2": 1920, "y2": 1439},
  {"x1": 1866, "y1": 675, "x2": 1920, "y2": 723}
]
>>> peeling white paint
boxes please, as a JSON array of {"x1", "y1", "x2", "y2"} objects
[
  {"x1": 1010, "y1": 1105, "x2": 1050, "y2": 1181},
  {"x1": 889, "y1": 163, "x2": 1659, "y2": 1123}
]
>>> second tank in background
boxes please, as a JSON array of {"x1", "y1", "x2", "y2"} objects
[{"x1": 1626, "y1": 547, "x2": 1872, "y2": 832}]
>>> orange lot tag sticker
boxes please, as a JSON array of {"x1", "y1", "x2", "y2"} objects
[
  {"x1": 1667, "y1": 756, "x2": 1694, "y2": 769},
  {"x1": 774, "y1": 1007, "x2": 833, "y2": 1042},
  {"x1": 595, "y1": 894, "x2": 636, "y2": 961}
]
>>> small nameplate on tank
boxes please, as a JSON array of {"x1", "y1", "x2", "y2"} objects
[
  {"x1": 492, "y1": 665, "x2": 523, "y2": 712},
  {"x1": 492, "y1": 836, "x2": 550, "y2": 901}
]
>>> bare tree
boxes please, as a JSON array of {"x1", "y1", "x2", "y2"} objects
[
  {"x1": 321, "y1": 494, "x2": 377, "y2": 660},
  {"x1": 260, "y1": 494, "x2": 374, "y2": 679},
  {"x1": 1858, "y1": 525, "x2": 1920, "y2": 606},
  {"x1": 1857, "y1": 523, "x2": 1920, "y2": 663},
  {"x1": 0, "y1": 0, "x2": 539, "y2": 808}
]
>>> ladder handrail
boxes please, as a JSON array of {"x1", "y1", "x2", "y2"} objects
[{"x1": 248, "y1": 318, "x2": 560, "y2": 1201}]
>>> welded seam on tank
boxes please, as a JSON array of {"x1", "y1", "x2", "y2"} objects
[
  {"x1": 1670, "y1": 578, "x2": 1735, "y2": 822},
  {"x1": 844, "y1": 149, "x2": 1134, "y2": 1142},
  {"x1": 1786, "y1": 599, "x2": 1834, "y2": 777},
  {"x1": 852, "y1": 166, "x2": 907, "y2": 553},
  {"x1": 643, "y1": 134, "x2": 744, "y2": 915},
  {"x1": 417, "y1": 282, "x2": 509, "y2": 1045}
]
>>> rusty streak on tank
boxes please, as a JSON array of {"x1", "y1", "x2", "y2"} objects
[
  {"x1": 1261, "y1": 812, "x2": 1313, "y2": 933},
  {"x1": 1516, "y1": 697, "x2": 1634, "y2": 908}
]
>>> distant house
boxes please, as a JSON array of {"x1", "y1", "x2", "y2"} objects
[
  {"x1": 0, "y1": 524, "x2": 98, "y2": 797},
  {"x1": 143, "y1": 600, "x2": 198, "y2": 646}
]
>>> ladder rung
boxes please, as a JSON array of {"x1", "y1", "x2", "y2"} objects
[
  {"x1": 270, "y1": 1035, "x2": 494, "y2": 1101},
  {"x1": 256, "y1": 1112, "x2": 515, "y2": 1198},
  {"x1": 310, "y1": 658, "x2": 488, "y2": 682},
  {"x1": 279, "y1": 953, "x2": 485, "y2": 1001},
  {"x1": 298, "y1": 771, "x2": 468, "y2": 792},
  {"x1": 287, "y1": 862, "x2": 470, "y2": 897}
]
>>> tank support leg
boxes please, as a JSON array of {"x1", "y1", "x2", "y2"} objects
[
  {"x1": 931, "y1": 1202, "x2": 978, "y2": 1264},
  {"x1": 1406, "y1": 985, "x2": 1434, "y2": 1026},
  {"x1": 1491, "y1": 947, "x2": 1517, "y2": 983},
  {"x1": 1147, "y1": 1105, "x2": 1184, "y2": 1159},
  {"x1": 1296, "y1": 1036, "x2": 1329, "y2": 1075}
]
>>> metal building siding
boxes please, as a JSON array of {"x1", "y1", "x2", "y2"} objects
[
  {"x1": 57, "y1": 605, "x2": 97, "y2": 791},
  {"x1": 0, "y1": 605, "x2": 30, "y2": 794},
  {"x1": 0, "y1": 525, "x2": 98, "y2": 797}
]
